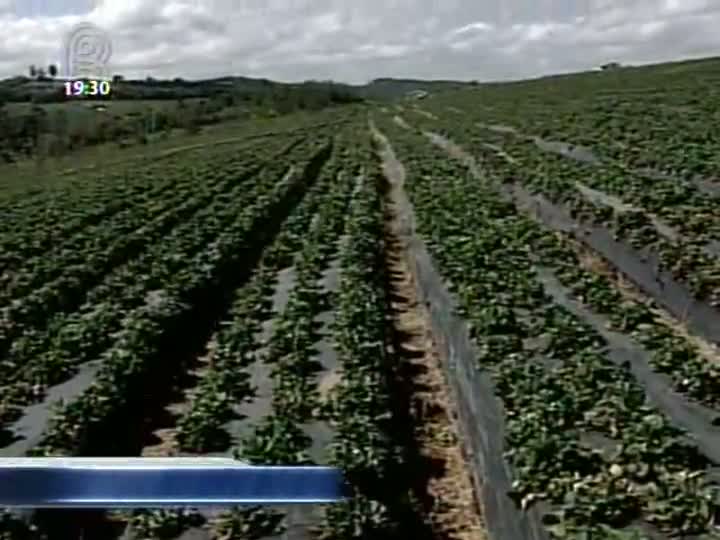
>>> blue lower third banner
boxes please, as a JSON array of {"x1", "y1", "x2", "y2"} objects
[{"x1": 0, "y1": 458, "x2": 346, "y2": 507}]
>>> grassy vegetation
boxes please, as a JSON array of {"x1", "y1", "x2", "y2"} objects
[{"x1": 5, "y1": 98, "x2": 200, "y2": 114}]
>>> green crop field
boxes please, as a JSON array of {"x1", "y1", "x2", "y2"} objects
[{"x1": 1, "y1": 57, "x2": 719, "y2": 540}]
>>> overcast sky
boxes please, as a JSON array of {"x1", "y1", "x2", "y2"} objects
[{"x1": 0, "y1": 0, "x2": 719, "y2": 83}]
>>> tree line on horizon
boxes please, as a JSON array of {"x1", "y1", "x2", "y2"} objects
[{"x1": 0, "y1": 65, "x2": 364, "y2": 165}]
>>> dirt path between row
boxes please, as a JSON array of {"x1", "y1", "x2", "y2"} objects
[
  {"x1": 371, "y1": 118, "x2": 487, "y2": 540},
  {"x1": 384, "y1": 222, "x2": 487, "y2": 540}
]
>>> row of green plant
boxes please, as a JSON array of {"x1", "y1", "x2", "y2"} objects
[
  {"x1": 0, "y1": 138, "x2": 300, "y2": 362},
  {"x1": 397, "y1": 109, "x2": 720, "y2": 309},
  {"x1": 376, "y1": 118, "x2": 719, "y2": 538},
  {"x1": 178, "y1": 134, "x2": 357, "y2": 455},
  {"x1": 383, "y1": 112, "x2": 720, "y2": 408},
  {"x1": 316, "y1": 149, "x2": 429, "y2": 539},
  {"x1": 211, "y1": 136, "x2": 363, "y2": 540},
  {"x1": 0, "y1": 136, "x2": 294, "y2": 299},
  {"x1": 124, "y1": 127, "x2": 358, "y2": 540},
  {"x1": 0, "y1": 129, "x2": 298, "y2": 250},
  {"x1": 0, "y1": 111, "x2": 354, "y2": 256},
  {"x1": 25, "y1": 137, "x2": 329, "y2": 457},
  {"x1": 414, "y1": 67, "x2": 720, "y2": 180},
  {"x1": 0, "y1": 138, "x2": 320, "y2": 436},
  {"x1": 405, "y1": 105, "x2": 719, "y2": 238},
  {"x1": 0, "y1": 133, "x2": 331, "y2": 535}
]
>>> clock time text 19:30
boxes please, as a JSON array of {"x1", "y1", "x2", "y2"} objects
[{"x1": 64, "y1": 80, "x2": 112, "y2": 97}]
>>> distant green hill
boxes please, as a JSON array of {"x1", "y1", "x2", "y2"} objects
[
  {"x1": 355, "y1": 78, "x2": 471, "y2": 99},
  {"x1": 0, "y1": 73, "x2": 472, "y2": 104}
]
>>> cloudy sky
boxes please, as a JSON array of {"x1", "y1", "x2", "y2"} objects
[{"x1": 0, "y1": 0, "x2": 719, "y2": 83}]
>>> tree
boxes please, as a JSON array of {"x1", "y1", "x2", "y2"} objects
[
  {"x1": 0, "y1": 103, "x2": 11, "y2": 162},
  {"x1": 29, "y1": 65, "x2": 36, "y2": 78},
  {"x1": 51, "y1": 109, "x2": 69, "y2": 155},
  {"x1": 182, "y1": 103, "x2": 202, "y2": 134},
  {"x1": 47, "y1": 64, "x2": 58, "y2": 78},
  {"x1": 30, "y1": 106, "x2": 49, "y2": 166},
  {"x1": 222, "y1": 93, "x2": 236, "y2": 107},
  {"x1": 135, "y1": 117, "x2": 149, "y2": 144}
]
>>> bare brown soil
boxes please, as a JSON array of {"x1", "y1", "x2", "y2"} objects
[
  {"x1": 373, "y1": 119, "x2": 486, "y2": 540},
  {"x1": 317, "y1": 368, "x2": 342, "y2": 401},
  {"x1": 384, "y1": 232, "x2": 487, "y2": 540}
]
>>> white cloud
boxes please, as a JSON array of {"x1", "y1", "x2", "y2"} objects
[{"x1": 0, "y1": 0, "x2": 719, "y2": 83}]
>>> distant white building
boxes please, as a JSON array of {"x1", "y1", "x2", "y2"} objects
[{"x1": 406, "y1": 90, "x2": 428, "y2": 100}]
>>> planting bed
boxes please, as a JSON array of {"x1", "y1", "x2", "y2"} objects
[
  {"x1": 0, "y1": 107, "x2": 481, "y2": 540},
  {"x1": 371, "y1": 99, "x2": 720, "y2": 538}
]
